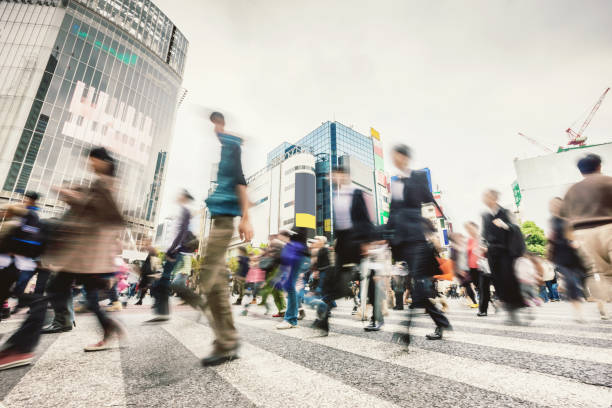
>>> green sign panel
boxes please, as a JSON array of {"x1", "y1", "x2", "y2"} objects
[{"x1": 512, "y1": 181, "x2": 522, "y2": 207}]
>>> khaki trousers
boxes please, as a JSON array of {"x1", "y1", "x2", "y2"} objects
[
  {"x1": 199, "y1": 216, "x2": 238, "y2": 351},
  {"x1": 574, "y1": 223, "x2": 612, "y2": 304}
]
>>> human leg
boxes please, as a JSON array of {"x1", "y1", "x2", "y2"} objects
[{"x1": 198, "y1": 217, "x2": 238, "y2": 352}]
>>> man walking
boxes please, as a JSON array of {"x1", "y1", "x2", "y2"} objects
[
  {"x1": 148, "y1": 189, "x2": 194, "y2": 321},
  {"x1": 198, "y1": 111, "x2": 253, "y2": 365},
  {"x1": 562, "y1": 154, "x2": 612, "y2": 320}
]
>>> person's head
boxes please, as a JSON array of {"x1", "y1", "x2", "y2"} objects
[
  {"x1": 278, "y1": 229, "x2": 292, "y2": 243},
  {"x1": 178, "y1": 189, "x2": 194, "y2": 205},
  {"x1": 23, "y1": 191, "x2": 39, "y2": 207},
  {"x1": 88, "y1": 147, "x2": 116, "y2": 177},
  {"x1": 577, "y1": 153, "x2": 602, "y2": 176},
  {"x1": 291, "y1": 227, "x2": 309, "y2": 245},
  {"x1": 448, "y1": 232, "x2": 465, "y2": 245},
  {"x1": 210, "y1": 111, "x2": 225, "y2": 127},
  {"x1": 392, "y1": 144, "x2": 411, "y2": 171},
  {"x1": 464, "y1": 221, "x2": 479, "y2": 238},
  {"x1": 238, "y1": 246, "x2": 248, "y2": 257},
  {"x1": 331, "y1": 165, "x2": 350, "y2": 186},
  {"x1": 482, "y1": 189, "x2": 500, "y2": 210},
  {"x1": 549, "y1": 197, "x2": 563, "y2": 217}
]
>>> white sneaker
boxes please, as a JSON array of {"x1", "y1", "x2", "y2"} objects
[{"x1": 276, "y1": 321, "x2": 297, "y2": 330}]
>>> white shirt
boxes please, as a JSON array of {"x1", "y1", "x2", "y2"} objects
[{"x1": 334, "y1": 185, "x2": 356, "y2": 230}]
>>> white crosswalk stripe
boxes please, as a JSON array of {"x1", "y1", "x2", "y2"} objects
[{"x1": 0, "y1": 300, "x2": 609, "y2": 408}]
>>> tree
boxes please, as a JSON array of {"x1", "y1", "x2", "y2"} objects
[{"x1": 520, "y1": 221, "x2": 547, "y2": 256}]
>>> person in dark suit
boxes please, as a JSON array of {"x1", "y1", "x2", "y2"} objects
[
  {"x1": 481, "y1": 189, "x2": 524, "y2": 325},
  {"x1": 312, "y1": 165, "x2": 375, "y2": 334},
  {"x1": 386, "y1": 145, "x2": 451, "y2": 341}
]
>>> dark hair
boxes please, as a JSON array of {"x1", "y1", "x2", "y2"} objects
[
  {"x1": 392, "y1": 144, "x2": 411, "y2": 158},
  {"x1": 210, "y1": 111, "x2": 224, "y2": 122},
  {"x1": 238, "y1": 246, "x2": 248, "y2": 256},
  {"x1": 181, "y1": 189, "x2": 194, "y2": 201},
  {"x1": 88, "y1": 146, "x2": 116, "y2": 177},
  {"x1": 291, "y1": 227, "x2": 309, "y2": 245},
  {"x1": 24, "y1": 191, "x2": 40, "y2": 202},
  {"x1": 577, "y1": 153, "x2": 602, "y2": 175}
]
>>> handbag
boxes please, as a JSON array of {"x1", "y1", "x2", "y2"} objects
[{"x1": 477, "y1": 257, "x2": 492, "y2": 277}]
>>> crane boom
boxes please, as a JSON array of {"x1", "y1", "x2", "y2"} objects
[
  {"x1": 518, "y1": 132, "x2": 554, "y2": 153},
  {"x1": 566, "y1": 87, "x2": 610, "y2": 146}
]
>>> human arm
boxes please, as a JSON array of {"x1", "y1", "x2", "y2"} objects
[{"x1": 237, "y1": 184, "x2": 253, "y2": 242}]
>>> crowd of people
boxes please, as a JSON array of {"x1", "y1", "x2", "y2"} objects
[{"x1": 0, "y1": 111, "x2": 610, "y2": 372}]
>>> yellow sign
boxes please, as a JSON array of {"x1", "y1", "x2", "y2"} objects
[
  {"x1": 324, "y1": 219, "x2": 331, "y2": 232},
  {"x1": 370, "y1": 127, "x2": 380, "y2": 141},
  {"x1": 295, "y1": 213, "x2": 316, "y2": 229}
]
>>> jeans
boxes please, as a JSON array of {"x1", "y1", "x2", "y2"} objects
[
  {"x1": 14, "y1": 269, "x2": 37, "y2": 297},
  {"x1": 540, "y1": 281, "x2": 559, "y2": 301},
  {"x1": 284, "y1": 269, "x2": 300, "y2": 326}
]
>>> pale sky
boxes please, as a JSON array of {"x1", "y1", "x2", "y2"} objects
[{"x1": 155, "y1": 0, "x2": 612, "y2": 229}]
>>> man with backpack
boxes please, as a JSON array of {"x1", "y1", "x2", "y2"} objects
[
  {"x1": 482, "y1": 188, "x2": 526, "y2": 325},
  {"x1": 147, "y1": 189, "x2": 196, "y2": 322},
  {"x1": 0, "y1": 191, "x2": 44, "y2": 320}
]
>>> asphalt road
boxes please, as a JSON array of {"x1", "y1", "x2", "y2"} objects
[{"x1": 1, "y1": 298, "x2": 610, "y2": 408}]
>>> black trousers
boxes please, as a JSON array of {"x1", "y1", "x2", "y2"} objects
[
  {"x1": 0, "y1": 261, "x2": 20, "y2": 306},
  {"x1": 461, "y1": 281, "x2": 477, "y2": 304},
  {"x1": 395, "y1": 242, "x2": 450, "y2": 329},
  {"x1": 4, "y1": 272, "x2": 117, "y2": 353},
  {"x1": 478, "y1": 271, "x2": 492, "y2": 313},
  {"x1": 488, "y1": 248, "x2": 523, "y2": 309}
]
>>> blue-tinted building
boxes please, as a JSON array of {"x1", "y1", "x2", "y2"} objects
[{"x1": 269, "y1": 121, "x2": 381, "y2": 238}]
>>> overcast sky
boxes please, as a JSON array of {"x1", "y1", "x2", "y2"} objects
[{"x1": 154, "y1": 0, "x2": 612, "y2": 229}]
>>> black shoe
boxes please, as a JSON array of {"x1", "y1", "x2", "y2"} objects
[
  {"x1": 351, "y1": 306, "x2": 358, "y2": 315},
  {"x1": 477, "y1": 312, "x2": 488, "y2": 317},
  {"x1": 134, "y1": 300, "x2": 143, "y2": 306},
  {"x1": 1, "y1": 308, "x2": 10, "y2": 320},
  {"x1": 364, "y1": 321, "x2": 384, "y2": 332},
  {"x1": 41, "y1": 323, "x2": 72, "y2": 334},
  {"x1": 298, "y1": 309, "x2": 306, "y2": 320},
  {"x1": 311, "y1": 319, "x2": 329, "y2": 335},
  {"x1": 201, "y1": 351, "x2": 239, "y2": 367},
  {"x1": 232, "y1": 300, "x2": 242, "y2": 306},
  {"x1": 426, "y1": 326, "x2": 443, "y2": 340}
]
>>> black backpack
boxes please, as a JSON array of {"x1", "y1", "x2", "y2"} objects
[
  {"x1": 5, "y1": 210, "x2": 44, "y2": 258},
  {"x1": 508, "y1": 223, "x2": 527, "y2": 259},
  {"x1": 181, "y1": 230, "x2": 199, "y2": 253}
]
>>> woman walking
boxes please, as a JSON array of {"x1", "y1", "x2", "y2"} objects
[{"x1": 0, "y1": 147, "x2": 126, "y2": 370}]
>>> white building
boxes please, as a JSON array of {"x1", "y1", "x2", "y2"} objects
[
  {"x1": 513, "y1": 142, "x2": 612, "y2": 228},
  {"x1": 225, "y1": 147, "x2": 316, "y2": 252}
]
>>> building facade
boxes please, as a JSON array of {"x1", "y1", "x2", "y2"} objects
[
  {"x1": 0, "y1": 0, "x2": 187, "y2": 245},
  {"x1": 513, "y1": 142, "x2": 612, "y2": 229},
  {"x1": 241, "y1": 147, "x2": 316, "y2": 248},
  {"x1": 268, "y1": 121, "x2": 390, "y2": 239}
]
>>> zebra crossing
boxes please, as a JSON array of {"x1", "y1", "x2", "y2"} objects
[{"x1": 0, "y1": 300, "x2": 610, "y2": 408}]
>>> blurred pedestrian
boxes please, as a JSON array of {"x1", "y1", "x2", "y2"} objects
[
  {"x1": 482, "y1": 189, "x2": 525, "y2": 325},
  {"x1": 183, "y1": 111, "x2": 253, "y2": 366},
  {"x1": 548, "y1": 197, "x2": 587, "y2": 322},
  {"x1": 276, "y1": 228, "x2": 310, "y2": 329},
  {"x1": 386, "y1": 145, "x2": 451, "y2": 342},
  {"x1": 232, "y1": 247, "x2": 249, "y2": 305},
  {"x1": 311, "y1": 165, "x2": 375, "y2": 334},
  {"x1": 0, "y1": 147, "x2": 125, "y2": 370},
  {"x1": 148, "y1": 189, "x2": 195, "y2": 322},
  {"x1": 561, "y1": 154, "x2": 612, "y2": 320}
]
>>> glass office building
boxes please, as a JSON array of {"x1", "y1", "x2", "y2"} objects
[
  {"x1": 268, "y1": 121, "x2": 380, "y2": 238},
  {"x1": 0, "y1": 0, "x2": 187, "y2": 243}
]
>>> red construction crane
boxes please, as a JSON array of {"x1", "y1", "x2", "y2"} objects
[
  {"x1": 565, "y1": 87, "x2": 610, "y2": 146},
  {"x1": 518, "y1": 132, "x2": 554, "y2": 153}
]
